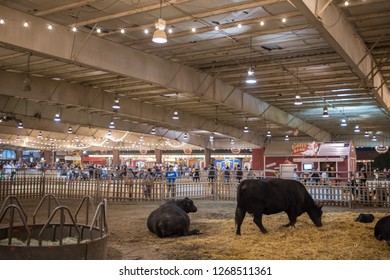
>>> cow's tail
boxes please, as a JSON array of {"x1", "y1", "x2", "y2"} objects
[{"x1": 235, "y1": 180, "x2": 246, "y2": 228}]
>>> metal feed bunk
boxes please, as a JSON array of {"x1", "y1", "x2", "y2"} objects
[{"x1": 0, "y1": 194, "x2": 108, "y2": 259}]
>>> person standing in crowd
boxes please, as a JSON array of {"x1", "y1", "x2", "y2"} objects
[
  {"x1": 224, "y1": 166, "x2": 231, "y2": 182},
  {"x1": 208, "y1": 163, "x2": 216, "y2": 194},
  {"x1": 143, "y1": 168, "x2": 154, "y2": 198},
  {"x1": 310, "y1": 167, "x2": 320, "y2": 184},
  {"x1": 165, "y1": 165, "x2": 177, "y2": 198},
  {"x1": 246, "y1": 168, "x2": 256, "y2": 179},
  {"x1": 293, "y1": 168, "x2": 300, "y2": 181},
  {"x1": 193, "y1": 168, "x2": 200, "y2": 182},
  {"x1": 236, "y1": 165, "x2": 243, "y2": 182}
]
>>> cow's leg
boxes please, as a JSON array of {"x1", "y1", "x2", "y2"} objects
[
  {"x1": 253, "y1": 213, "x2": 268, "y2": 233},
  {"x1": 283, "y1": 212, "x2": 297, "y2": 227},
  {"x1": 235, "y1": 207, "x2": 246, "y2": 235}
]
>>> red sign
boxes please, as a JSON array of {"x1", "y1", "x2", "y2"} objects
[
  {"x1": 291, "y1": 141, "x2": 318, "y2": 156},
  {"x1": 231, "y1": 148, "x2": 241, "y2": 154},
  {"x1": 183, "y1": 148, "x2": 192, "y2": 155},
  {"x1": 140, "y1": 149, "x2": 148, "y2": 155}
]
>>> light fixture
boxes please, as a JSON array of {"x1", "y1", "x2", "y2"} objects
[
  {"x1": 109, "y1": 121, "x2": 115, "y2": 129},
  {"x1": 354, "y1": 124, "x2": 360, "y2": 133},
  {"x1": 191, "y1": 27, "x2": 196, "y2": 32},
  {"x1": 96, "y1": 28, "x2": 101, "y2": 33},
  {"x1": 75, "y1": 135, "x2": 79, "y2": 142},
  {"x1": 0, "y1": 18, "x2": 5, "y2": 25},
  {"x1": 285, "y1": 135, "x2": 289, "y2": 141},
  {"x1": 243, "y1": 126, "x2": 249, "y2": 133},
  {"x1": 322, "y1": 106, "x2": 329, "y2": 118},
  {"x1": 245, "y1": 37, "x2": 257, "y2": 84},
  {"x1": 372, "y1": 135, "x2": 377, "y2": 141},
  {"x1": 72, "y1": 26, "x2": 77, "y2": 32},
  {"x1": 294, "y1": 67, "x2": 302, "y2": 105},
  {"x1": 47, "y1": 24, "x2": 53, "y2": 30},
  {"x1": 340, "y1": 118, "x2": 347, "y2": 127},
  {"x1": 151, "y1": 127, "x2": 156, "y2": 135},
  {"x1": 260, "y1": 21, "x2": 265, "y2": 26},
  {"x1": 230, "y1": 138, "x2": 235, "y2": 144},
  {"x1": 18, "y1": 121, "x2": 23, "y2": 129},
  {"x1": 237, "y1": 23, "x2": 242, "y2": 28},
  {"x1": 282, "y1": 18, "x2": 287, "y2": 23},
  {"x1": 172, "y1": 111, "x2": 179, "y2": 120},
  {"x1": 266, "y1": 131, "x2": 272, "y2": 137},
  {"x1": 152, "y1": 0, "x2": 167, "y2": 44},
  {"x1": 364, "y1": 131, "x2": 370, "y2": 137},
  {"x1": 37, "y1": 131, "x2": 43, "y2": 139},
  {"x1": 120, "y1": 28, "x2": 125, "y2": 34},
  {"x1": 16, "y1": 135, "x2": 20, "y2": 142},
  {"x1": 140, "y1": 136, "x2": 144, "y2": 142},
  {"x1": 214, "y1": 25, "x2": 219, "y2": 31},
  {"x1": 183, "y1": 133, "x2": 188, "y2": 140},
  {"x1": 246, "y1": 68, "x2": 257, "y2": 84},
  {"x1": 344, "y1": 1, "x2": 349, "y2": 6},
  {"x1": 294, "y1": 95, "x2": 302, "y2": 105},
  {"x1": 107, "y1": 130, "x2": 112, "y2": 137},
  {"x1": 23, "y1": 21, "x2": 29, "y2": 28},
  {"x1": 209, "y1": 135, "x2": 214, "y2": 142},
  {"x1": 23, "y1": 54, "x2": 32, "y2": 91},
  {"x1": 68, "y1": 126, "x2": 73, "y2": 134},
  {"x1": 112, "y1": 97, "x2": 120, "y2": 109},
  {"x1": 54, "y1": 112, "x2": 61, "y2": 122}
]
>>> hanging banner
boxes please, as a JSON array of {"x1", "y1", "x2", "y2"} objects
[{"x1": 292, "y1": 141, "x2": 319, "y2": 156}]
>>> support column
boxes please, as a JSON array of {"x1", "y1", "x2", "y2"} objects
[
  {"x1": 155, "y1": 149, "x2": 162, "y2": 165},
  {"x1": 204, "y1": 148, "x2": 211, "y2": 168},
  {"x1": 251, "y1": 148, "x2": 265, "y2": 171},
  {"x1": 44, "y1": 150, "x2": 52, "y2": 164},
  {"x1": 113, "y1": 149, "x2": 120, "y2": 166},
  {"x1": 16, "y1": 150, "x2": 23, "y2": 162}
]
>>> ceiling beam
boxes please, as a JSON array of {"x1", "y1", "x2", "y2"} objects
[
  {"x1": 0, "y1": 70, "x2": 261, "y2": 147},
  {"x1": 0, "y1": 6, "x2": 332, "y2": 142},
  {"x1": 291, "y1": 0, "x2": 390, "y2": 116}
]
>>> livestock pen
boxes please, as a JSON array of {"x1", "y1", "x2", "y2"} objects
[{"x1": 1, "y1": 169, "x2": 389, "y2": 208}]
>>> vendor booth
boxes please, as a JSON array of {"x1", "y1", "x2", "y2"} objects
[{"x1": 264, "y1": 141, "x2": 357, "y2": 180}]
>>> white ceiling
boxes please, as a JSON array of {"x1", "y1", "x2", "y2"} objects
[{"x1": 0, "y1": 0, "x2": 389, "y2": 152}]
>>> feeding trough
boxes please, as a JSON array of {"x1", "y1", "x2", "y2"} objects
[{"x1": 0, "y1": 195, "x2": 108, "y2": 260}]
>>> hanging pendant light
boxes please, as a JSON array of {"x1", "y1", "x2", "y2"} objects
[
  {"x1": 112, "y1": 97, "x2": 120, "y2": 109},
  {"x1": 245, "y1": 37, "x2": 256, "y2": 84},
  {"x1": 246, "y1": 68, "x2": 257, "y2": 84},
  {"x1": 68, "y1": 126, "x2": 73, "y2": 134},
  {"x1": 322, "y1": 106, "x2": 329, "y2": 118},
  {"x1": 340, "y1": 118, "x2": 347, "y2": 127},
  {"x1": 23, "y1": 54, "x2": 32, "y2": 91},
  {"x1": 294, "y1": 67, "x2": 302, "y2": 105},
  {"x1": 151, "y1": 127, "x2": 156, "y2": 135},
  {"x1": 172, "y1": 111, "x2": 179, "y2": 120},
  {"x1": 109, "y1": 121, "x2": 115, "y2": 129},
  {"x1": 266, "y1": 131, "x2": 272, "y2": 137},
  {"x1": 152, "y1": 0, "x2": 167, "y2": 43},
  {"x1": 37, "y1": 131, "x2": 43, "y2": 139},
  {"x1": 354, "y1": 124, "x2": 360, "y2": 133},
  {"x1": 17, "y1": 121, "x2": 23, "y2": 129},
  {"x1": 54, "y1": 112, "x2": 61, "y2": 122}
]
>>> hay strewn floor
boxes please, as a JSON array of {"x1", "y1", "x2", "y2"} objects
[
  {"x1": 106, "y1": 200, "x2": 390, "y2": 260},
  {"x1": 2, "y1": 199, "x2": 390, "y2": 259}
]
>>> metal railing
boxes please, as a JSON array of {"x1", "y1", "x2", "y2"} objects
[{"x1": 1, "y1": 169, "x2": 389, "y2": 208}]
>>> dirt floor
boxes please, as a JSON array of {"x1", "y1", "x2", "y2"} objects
[{"x1": 2, "y1": 198, "x2": 390, "y2": 260}]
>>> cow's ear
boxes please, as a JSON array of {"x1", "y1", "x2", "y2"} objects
[{"x1": 319, "y1": 205, "x2": 323, "y2": 210}]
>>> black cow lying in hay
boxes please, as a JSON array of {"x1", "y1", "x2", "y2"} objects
[
  {"x1": 374, "y1": 215, "x2": 390, "y2": 247},
  {"x1": 235, "y1": 178, "x2": 323, "y2": 235},
  {"x1": 355, "y1": 213, "x2": 375, "y2": 223},
  {"x1": 147, "y1": 197, "x2": 200, "y2": 238}
]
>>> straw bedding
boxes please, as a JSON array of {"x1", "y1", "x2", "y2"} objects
[{"x1": 106, "y1": 200, "x2": 390, "y2": 260}]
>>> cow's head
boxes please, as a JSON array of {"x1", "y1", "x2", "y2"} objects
[
  {"x1": 182, "y1": 197, "x2": 198, "y2": 213},
  {"x1": 308, "y1": 204, "x2": 323, "y2": 227}
]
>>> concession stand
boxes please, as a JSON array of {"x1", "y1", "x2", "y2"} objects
[{"x1": 264, "y1": 141, "x2": 357, "y2": 180}]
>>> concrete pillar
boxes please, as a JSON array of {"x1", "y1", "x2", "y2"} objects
[
  {"x1": 155, "y1": 149, "x2": 162, "y2": 164},
  {"x1": 113, "y1": 149, "x2": 120, "y2": 166},
  {"x1": 204, "y1": 148, "x2": 211, "y2": 167},
  {"x1": 251, "y1": 148, "x2": 265, "y2": 170}
]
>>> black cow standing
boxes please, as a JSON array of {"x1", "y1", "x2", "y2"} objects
[
  {"x1": 374, "y1": 215, "x2": 390, "y2": 247},
  {"x1": 235, "y1": 179, "x2": 323, "y2": 235},
  {"x1": 147, "y1": 197, "x2": 200, "y2": 238}
]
